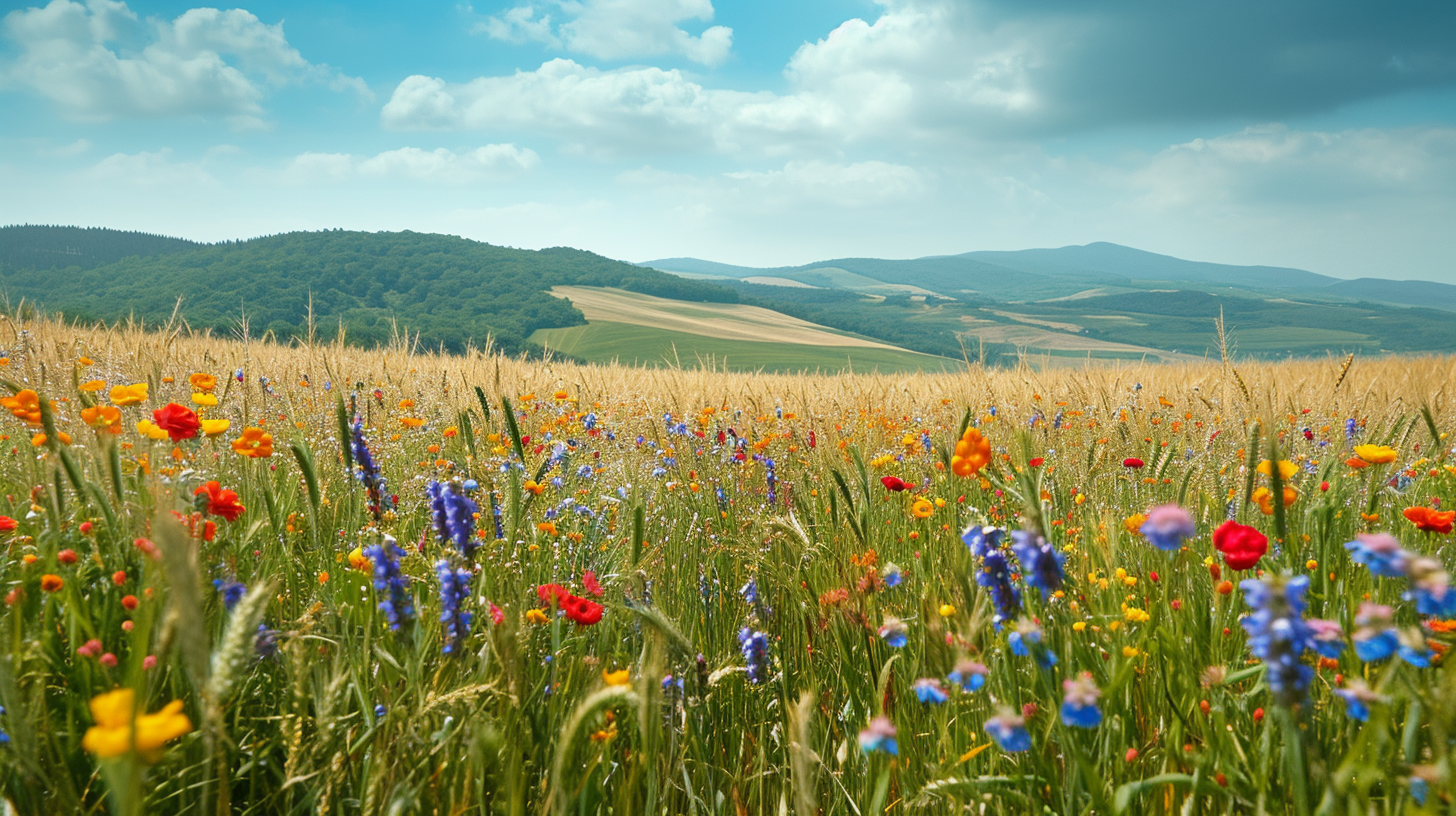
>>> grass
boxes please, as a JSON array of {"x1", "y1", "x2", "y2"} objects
[
  {"x1": 1, "y1": 311, "x2": 1455, "y2": 815},
  {"x1": 531, "y1": 321, "x2": 963, "y2": 374}
]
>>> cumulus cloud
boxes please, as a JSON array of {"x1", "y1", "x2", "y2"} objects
[
  {"x1": 289, "y1": 145, "x2": 541, "y2": 183},
  {"x1": 2, "y1": 0, "x2": 368, "y2": 123},
  {"x1": 479, "y1": 0, "x2": 732, "y2": 66},
  {"x1": 391, "y1": 0, "x2": 1456, "y2": 155}
]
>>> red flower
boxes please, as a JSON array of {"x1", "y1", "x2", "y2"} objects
[
  {"x1": 1213, "y1": 520, "x2": 1267, "y2": 571},
  {"x1": 1123, "y1": 457, "x2": 1145, "y2": 469},
  {"x1": 153, "y1": 402, "x2": 200, "y2": 441},
  {"x1": 0, "y1": 516, "x2": 18, "y2": 532},
  {"x1": 562, "y1": 594, "x2": 603, "y2": 626},
  {"x1": 880, "y1": 476, "x2": 911, "y2": 492},
  {"x1": 1028, "y1": 457, "x2": 1045, "y2": 468},
  {"x1": 537, "y1": 583, "x2": 570, "y2": 606},
  {"x1": 194, "y1": 480, "x2": 246, "y2": 522},
  {"x1": 582, "y1": 570, "x2": 604, "y2": 597},
  {"x1": 1405, "y1": 506, "x2": 1456, "y2": 534}
]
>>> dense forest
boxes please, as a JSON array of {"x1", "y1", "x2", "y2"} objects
[
  {"x1": 0, "y1": 225, "x2": 200, "y2": 271},
  {"x1": 0, "y1": 227, "x2": 738, "y2": 355}
]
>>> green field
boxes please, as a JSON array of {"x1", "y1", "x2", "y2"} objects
[{"x1": 530, "y1": 321, "x2": 964, "y2": 373}]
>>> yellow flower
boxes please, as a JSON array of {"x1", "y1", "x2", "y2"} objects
[
  {"x1": 602, "y1": 668, "x2": 630, "y2": 686},
  {"x1": 1252, "y1": 486, "x2": 1299, "y2": 516},
  {"x1": 80, "y1": 379, "x2": 106, "y2": 393},
  {"x1": 1123, "y1": 607, "x2": 1150, "y2": 623},
  {"x1": 199, "y1": 419, "x2": 230, "y2": 437},
  {"x1": 109, "y1": 383, "x2": 148, "y2": 406},
  {"x1": 191, "y1": 393, "x2": 219, "y2": 407},
  {"x1": 1123, "y1": 513, "x2": 1147, "y2": 535},
  {"x1": 1122, "y1": 646, "x2": 1140, "y2": 658},
  {"x1": 526, "y1": 608, "x2": 550, "y2": 624},
  {"x1": 1256, "y1": 459, "x2": 1300, "y2": 480},
  {"x1": 910, "y1": 498, "x2": 934, "y2": 519},
  {"x1": 82, "y1": 689, "x2": 192, "y2": 762},
  {"x1": 1072, "y1": 621, "x2": 1087, "y2": 632},
  {"x1": 231, "y1": 427, "x2": 274, "y2": 458},
  {"x1": 1353, "y1": 444, "x2": 1398, "y2": 465},
  {"x1": 188, "y1": 373, "x2": 217, "y2": 392},
  {"x1": 135, "y1": 420, "x2": 169, "y2": 441},
  {"x1": 938, "y1": 603, "x2": 956, "y2": 617},
  {"x1": 347, "y1": 546, "x2": 371, "y2": 571}
]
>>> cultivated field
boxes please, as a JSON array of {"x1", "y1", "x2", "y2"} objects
[{"x1": 2, "y1": 312, "x2": 1455, "y2": 815}]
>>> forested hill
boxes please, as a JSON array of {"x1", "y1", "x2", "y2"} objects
[
  {"x1": 0, "y1": 225, "x2": 201, "y2": 271},
  {"x1": 0, "y1": 228, "x2": 738, "y2": 355}
]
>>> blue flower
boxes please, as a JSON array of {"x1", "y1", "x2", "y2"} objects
[
  {"x1": 878, "y1": 616, "x2": 909, "y2": 649},
  {"x1": 858, "y1": 716, "x2": 898, "y2": 755},
  {"x1": 1397, "y1": 633, "x2": 1434, "y2": 668},
  {"x1": 436, "y1": 560, "x2": 474, "y2": 655},
  {"x1": 374, "y1": 704, "x2": 387, "y2": 719},
  {"x1": 365, "y1": 536, "x2": 414, "y2": 631},
  {"x1": 1403, "y1": 555, "x2": 1456, "y2": 616},
  {"x1": 254, "y1": 624, "x2": 279, "y2": 658},
  {"x1": 960, "y1": 525, "x2": 1005, "y2": 559},
  {"x1": 984, "y1": 710, "x2": 1031, "y2": 752},
  {"x1": 1008, "y1": 620, "x2": 1057, "y2": 669},
  {"x1": 881, "y1": 562, "x2": 902, "y2": 588},
  {"x1": 912, "y1": 678, "x2": 949, "y2": 704},
  {"x1": 1333, "y1": 681, "x2": 1381, "y2": 722},
  {"x1": 427, "y1": 481, "x2": 479, "y2": 558},
  {"x1": 1140, "y1": 504, "x2": 1196, "y2": 552},
  {"x1": 1060, "y1": 674, "x2": 1102, "y2": 729},
  {"x1": 738, "y1": 627, "x2": 770, "y2": 684},
  {"x1": 1239, "y1": 575, "x2": 1315, "y2": 705},
  {"x1": 977, "y1": 551, "x2": 1022, "y2": 626},
  {"x1": 351, "y1": 418, "x2": 389, "y2": 517},
  {"x1": 1353, "y1": 603, "x2": 1399, "y2": 662},
  {"x1": 1010, "y1": 531, "x2": 1064, "y2": 598},
  {"x1": 1343, "y1": 533, "x2": 1408, "y2": 578},
  {"x1": 214, "y1": 579, "x2": 246, "y2": 611},
  {"x1": 947, "y1": 660, "x2": 988, "y2": 692},
  {"x1": 1306, "y1": 619, "x2": 1346, "y2": 659},
  {"x1": 1410, "y1": 776, "x2": 1429, "y2": 806}
]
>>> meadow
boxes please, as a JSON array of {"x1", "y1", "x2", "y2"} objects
[{"x1": 1, "y1": 311, "x2": 1455, "y2": 815}]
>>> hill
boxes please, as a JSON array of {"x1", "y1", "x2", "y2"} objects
[
  {"x1": 0, "y1": 227, "x2": 738, "y2": 356},
  {"x1": 0, "y1": 224, "x2": 200, "y2": 271}
]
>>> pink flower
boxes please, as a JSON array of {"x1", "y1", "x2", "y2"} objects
[{"x1": 582, "y1": 570, "x2": 604, "y2": 597}]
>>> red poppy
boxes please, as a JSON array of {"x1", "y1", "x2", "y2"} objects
[
  {"x1": 1405, "y1": 506, "x2": 1455, "y2": 534},
  {"x1": 153, "y1": 402, "x2": 200, "y2": 442},
  {"x1": 194, "y1": 480, "x2": 245, "y2": 522},
  {"x1": 537, "y1": 583, "x2": 570, "y2": 606},
  {"x1": 562, "y1": 594, "x2": 603, "y2": 626},
  {"x1": 880, "y1": 476, "x2": 911, "y2": 492},
  {"x1": 1213, "y1": 520, "x2": 1267, "y2": 571},
  {"x1": 582, "y1": 570, "x2": 604, "y2": 597},
  {"x1": 1123, "y1": 457, "x2": 1145, "y2": 469},
  {"x1": 1028, "y1": 457, "x2": 1045, "y2": 467},
  {"x1": 0, "y1": 516, "x2": 16, "y2": 532}
]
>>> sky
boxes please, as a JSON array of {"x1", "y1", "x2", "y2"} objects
[{"x1": 2, "y1": 0, "x2": 1455, "y2": 281}]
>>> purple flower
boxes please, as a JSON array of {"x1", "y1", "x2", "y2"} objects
[{"x1": 1140, "y1": 504, "x2": 1196, "y2": 551}]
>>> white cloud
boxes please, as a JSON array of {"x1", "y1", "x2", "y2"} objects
[
  {"x1": 289, "y1": 145, "x2": 541, "y2": 183},
  {"x1": 84, "y1": 148, "x2": 216, "y2": 186},
  {"x1": 480, "y1": 0, "x2": 732, "y2": 66},
  {"x1": 1, "y1": 0, "x2": 368, "y2": 123}
]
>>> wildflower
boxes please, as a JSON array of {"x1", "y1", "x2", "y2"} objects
[
  {"x1": 135, "y1": 420, "x2": 168, "y2": 441},
  {"x1": 1404, "y1": 506, "x2": 1455, "y2": 534},
  {"x1": 195, "y1": 481, "x2": 245, "y2": 522},
  {"x1": 427, "y1": 480, "x2": 479, "y2": 558},
  {"x1": 947, "y1": 659, "x2": 988, "y2": 691},
  {"x1": 351, "y1": 418, "x2": 389, "y2": 519},
  {"x1": 1353, "y1": 445, "x2": 1398, "y2": 465},
  {"x1": 152, "y1": 402, "x2": 200, "y2": 441},
  {"x1": 1122, "y1": 457, "x2": 1145, "y2": 469},
  {"x1": 978, "y1": 550, "x2": 1022, "y2": 625},
  {"x1": 582, "y1": 570, "x2": 604, "y2": 597},
  {"x1": 1344, "y1": 533, "x2": 1407, "y2": 578},
  {"x1": 229, "y1": 426, "x2": 274, "y2": 458},
  {"x1": 1352, "y1": 603, "x2": 1400, "y2": 662},
  {"x1": 255, "y1": 624, "x2": 279, "y2": 658},
  {"x1": 880, "y1": 476, "x2": 911, "y2": 492},
  {"x1": 1404, "y1": 555, "x2": 1456, "y2": 616},
  {"x1": 858, "y1": 716, "x2": 897, "y2": 755},
  {"x1": 961, "y1": 525, "x2": 1004, "y2": 559},
  {"x1": 214, "y1": 579, "x2": 246, "y2": 610},
  {"x1": 911, "y1": 498, "x2": 934, "y2": 518},
  {"x1": 1061, "y1": 673, "x2": 1102, "y2": 728},
  {"x1": 1257, "y1": 459, "x2": 1300, "y2": 480},
  {"x1": 365, "y1": 537, "x2": 413, "y2": 631},
  {"x1": 1137, "y1": 505, "x2": 1193, "y2": 553},
  {"x1": 1252, "y1": 486, "x2": 1298, "y2": 515},
  {"x1": 199, "y1": 419, "x2": 230, "y2": 437},
  {"x1": 912, "y1": 678, "x2": 949, "y2": 704},
  {"x1": 1009, "y1": 619, "x2": 1057, "y2": 668},
  {"x1": 1010, "y1": 531, "x2": 1064, "y2": 597},
  {"x1": 1213, "y1": 520, "x2": 1267, "y2": 571},
  {"x1": 1239, "y1": 575, "x2": 1315, "y2": 705},
  {"x1": 881, "y1": 562, "x2": 903, "y2": 588},
  {"x1": 603, "y1": 668, "x2": 630, "y2": 686},
  {"x1": 562, "y1": 594, "x2": 604, "y2": 626},
  {"x1": 984, "y1": 709, "x2": 1031, "y2": 752},
  {"x1": 1306, "y1": 619, "x2": 1346, "y2": 658},
  {"x1": 41, "y1": 574, "x2": 63, "y2": 592},
  {"x1": 878, "y1": 616, "x2": 908, "y2": 648},
  {"x1": 80, "y1": 405, "x2": 123, "y2": 433},
  {"x1": 739, "y1": 627, "x2": 770, "y2": 684},
  {"x1": 108, "y1": 383, "x2": 148, "y2": 407},
  {"x1": 191, "y1": 393, "x2": 218, "y2": 407},
  {"x1": 526, "y1": 608, "x2": 549, "y2": 624},
  {"x1": 188, "y1": 373, "x2": 216, "y2": 392},
  {"x1": 81, "y1": 689, "x2": 192, "y2": 762},
  {"x1": 951, "y1": 428, "x2": 991, "y2": 477},
  {"x1": 436, "y1": 560, "x2": 473, "y2": 654},
  {"x1": 938, "y1": 603, "x2": 956, "y2": 617},
  {"x1": 0, "y1": 516, "x2": 15, "y2": 533}
]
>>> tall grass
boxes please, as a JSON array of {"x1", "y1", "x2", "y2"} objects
[{"x1": 0, "y1": 311, "x2": 1454, "y2": 814}]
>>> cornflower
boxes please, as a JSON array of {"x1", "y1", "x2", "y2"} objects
[
  {"x1": 1344, "y1": 533, "x2": 1407, "y2": 578},
  {"x1": 878, "y1": 616, "x2": 908, "y2": 648},
  {"x1": 1239, "y1": 575, "x2": 1315, "y2": 705},
  {"x1": 1009, "y1": 619, "x2": 1057, "y2": 669},
  {"x1": 1011, "y1": 531, "x2": 1064, "y2": 598},
  {"x1": 365, "y1": 535, "x2": 413, "y2": 631},
  {"x1": 912, "y1": 678, "x2": 949, "y2": 704},
  {"x1": 427, "y1": 480, "x2": 479, "y2": 558},
  {"x1": 947, "y1": 659, "x2": 988, "y2": 692},
  {"x1": 1333, "y1": 679, "x2": 1384, "y2": 722},
  {"x1": 858, "y1": 717, "x2": 897, "y2": 755},
  {"x1": 1140, "y1": 504, "x2": 1196, "y2": 551},
  {"x1": 1061, "y1": 673, "x2": 1102, "y2": 728},
  {"x1": 984, "y1": 709, "x2": 1031, "y2": 752},
  {"x1": 738, "y1": 627, "x2": 770, "y2": 684}
]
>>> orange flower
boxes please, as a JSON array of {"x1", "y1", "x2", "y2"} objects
[
  {"x1": 188, "y1": 372, "x2": 217, "y2": 392},
  {"x1": 31, "y1": 431, "x2": 72, "y2": 447},
  {"x1": 1405, "y1": 506, "x2": 1455, "y2": 534},
  {"x1": 80, "y1": 380, "x2": 106, "y2": 393},
  {"x1": 537, "y1": 521, "x2": 559, "y2": 537},
  {"x1": 0, "y1": 389, "x2": 44, "y2": 425},
  {"x1": 1252, "y1": 486, "x2": 1298, "y2": 516},
  {"x1": 951, "y1": 427, "x2": 992, "y2": 477},
  {"x1": 231, "y1": 427, "x2": 274, "y2": 458},
  {"x1": 400, "y1": 417, "x2": 424, "y2": 428},
  {"x1": 1354, "y1": 445, "x2": 1398, "y2": 465},
  {"x1": 81, "y1": 404, "x2": 123, "y2": 433},
  {"x1": 41, "y1": 574, "x2": 64, "y2": 592},
  {"x1": 910, "y1": 498, "x2": 934, "y2": 519}
]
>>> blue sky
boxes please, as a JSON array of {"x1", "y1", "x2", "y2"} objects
[{"x1": 2, "y1": 0, "x2": 1455, "y2": 281}]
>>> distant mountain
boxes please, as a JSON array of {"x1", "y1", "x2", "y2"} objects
[
  {"x1": 956, "y1": 242, "x2": 1338, "y2": 290},
  {"x1": 0, "y1": 224, "x2": 200, "y2": 271}
]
